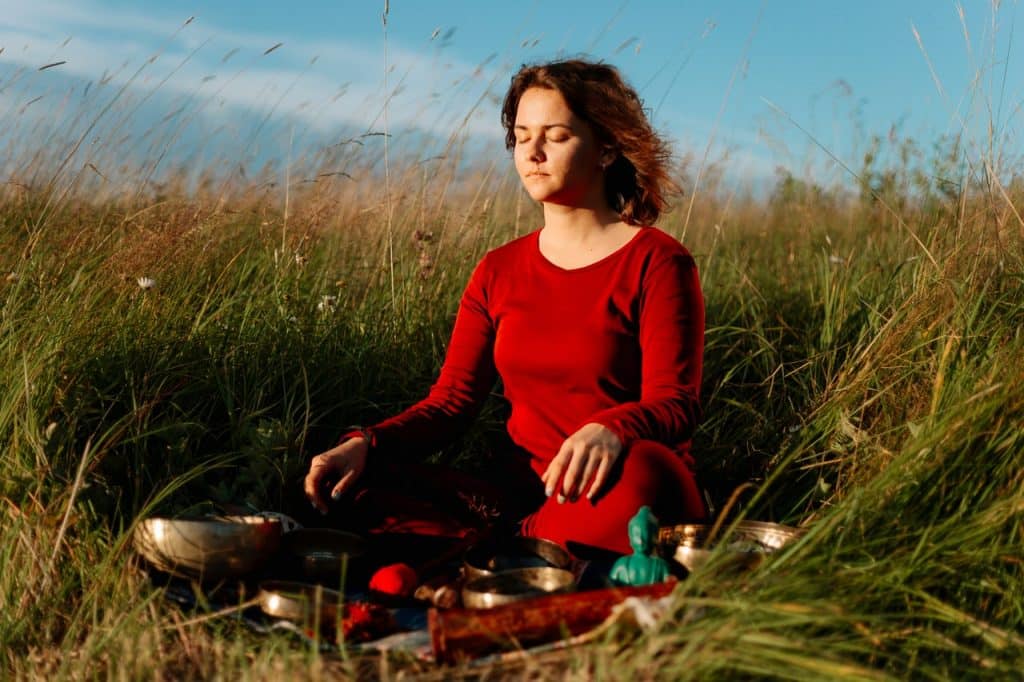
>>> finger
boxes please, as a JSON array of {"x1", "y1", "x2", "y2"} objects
[
  {"x1": 330, "y1": 467, "x2": 359, "y2": 500},
  {"x1": 560, "y1": 442, "x2": 588, "y2": 501},
  {"x1": 543, "y1": 442, "x2": 572, "y2": 497},
  {"x1": 575, "y1": 455, "x2": 599, "y2": 501},
  {"x1": 586, "y1": 456, "x2": 612, "y2": 500},
  {"x1": 304, "y1": 462, "x2": 328, "y2": 514}
]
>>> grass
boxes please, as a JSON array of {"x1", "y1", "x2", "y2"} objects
[{"x1": 3, "y1": 21, "x2": 1024, "y2": 682}]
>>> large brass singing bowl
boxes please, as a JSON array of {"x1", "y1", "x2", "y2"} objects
[
  {"x1": 133, "y1": 515, "x2": 282, "y2": 581},
  {"x1": 659, "y1": 521, "x2": 805, "y2": 573},
  {"x1": 463, "y1": 536, "x2": 573, "y2": 581},
  {"x1": 461, "y1": 567, "x2": 576, "y2": 609}
]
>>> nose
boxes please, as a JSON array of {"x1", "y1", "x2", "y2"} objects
[{"x1": 525, "y1": 137, "x2": 545, "y2": 163}]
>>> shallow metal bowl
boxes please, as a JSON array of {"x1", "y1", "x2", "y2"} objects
[
  {"x1": 461, "y1": 567, "x2": 576, "y2": 609},
  {"x1": 133, "y1": 515, "x2": 282, "y2": 581},
  {"x1": 463, "y1": 536, "x2": 573, "y2": 581},
  {"x1": 278, "y1": 528, "x2": 367, "y2": 581},
  {"x1": 258, "y1": 580, "x2": 344, "y2": 624},
  {"x1": 658, "y1": 521, "x2": 805, "y2": 573}
]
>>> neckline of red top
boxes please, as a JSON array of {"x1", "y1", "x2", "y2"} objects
[{"x1": 533, "y1": 226, "x2": 648, "y2": 274}]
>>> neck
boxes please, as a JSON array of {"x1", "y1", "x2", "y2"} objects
[{"x1": 541, "y1": 201, "x2": 624, "y2": 244}]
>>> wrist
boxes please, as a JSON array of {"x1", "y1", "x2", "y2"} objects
[{"x1": 341, "y1": 425, "x2": 375, "y2": 450}]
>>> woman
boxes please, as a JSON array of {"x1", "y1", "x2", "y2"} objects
[{"x1": 304, "y1": 59, "x2": 706, "y2": 556}]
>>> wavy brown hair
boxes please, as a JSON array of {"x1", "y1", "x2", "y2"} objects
[{"x1": 501, "y1": 59, "x2": 680, "y2": 226}]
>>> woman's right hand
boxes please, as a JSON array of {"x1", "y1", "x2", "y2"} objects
[{"x1": 303, "y1": 437, "x2": 369, "y2": 514}]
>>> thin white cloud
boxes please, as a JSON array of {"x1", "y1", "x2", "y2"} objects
[{"x1": 0, "y1": 0, "x2": 505, "y2": 143}]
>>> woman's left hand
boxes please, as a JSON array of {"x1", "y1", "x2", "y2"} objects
[{"x1": 542, "y1": 423, "x2": 623, "y2": 503}]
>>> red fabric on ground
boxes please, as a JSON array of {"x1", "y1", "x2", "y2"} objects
[{"x1": 342, "y1": 226, "x2": 706, "y2": 553}]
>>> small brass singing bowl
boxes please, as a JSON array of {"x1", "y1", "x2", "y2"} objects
[
  {"x1": 463, "y1": 536, "x2": 573, "y2": 582},
  {"x1": 258, "y1": 580, "x2": 344, "y2": 624},
  {"x1": 659, "y1": 521, "x2": 805, "y2": 573},
  {"x1": 133, "y1": 515, "x2": 282, "y2": 581},
  {"x1": 461, "y1": 567, "x2": 576, "y2": 609}
]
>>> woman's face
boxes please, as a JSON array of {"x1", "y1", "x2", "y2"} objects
[{"x1": 512, "y1": 87, "x2": 608, "y2": 208}]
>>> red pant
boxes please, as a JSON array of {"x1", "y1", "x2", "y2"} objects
[{"x1": 521, "y1": 440, "x2": 706, "y2": 556}]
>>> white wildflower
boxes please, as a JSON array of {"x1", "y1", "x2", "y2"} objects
[
  {"x1": 828, "y1": 255, "x2": 845, "y2": 265},
  {"x1": 317, "y1": 295, "x2": 338, "y2": 313},
  {"x1": 137, "y1": 276, "x2": 156, "y2": 289}
]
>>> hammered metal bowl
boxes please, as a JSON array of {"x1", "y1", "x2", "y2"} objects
[
  {"x1": 461, "y1": 567, "x2": 576, "y2": 609},
  {"x1": 258, "y1": 580, "x2": 344, "y2": 624},
  {"x1": 463, "y1": 536, "x2": 573, "y2": 581},
  {"x1": 278, "y1": 528, "x2": 367, "y2": 581},
  {"x1": 658, "y1": 521, "x2": 805, "y2": 573},
  {"x1": 133, "y1": 515, "x2": 282, "y2": 581}
]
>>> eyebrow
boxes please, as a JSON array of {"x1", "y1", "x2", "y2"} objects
[{"x1": 513, "y1": 123, "x2": 573, "y2": 131}]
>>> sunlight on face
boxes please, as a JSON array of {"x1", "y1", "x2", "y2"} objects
[{"x1": 512, "y1": 87, "x2": 606, "y2": 208}]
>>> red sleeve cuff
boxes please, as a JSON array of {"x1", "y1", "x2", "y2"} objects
[{"x1": 339, "y1": 426, "x2": 376, "y2": 450}]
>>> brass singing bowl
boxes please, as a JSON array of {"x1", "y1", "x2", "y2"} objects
[
  {"x1": 133, "y1": 515, "x2": 282, "y2": 581},
  {"x1": 658, "y1": 521, "x2": 805, "y2": 573},
  {"x1": 463, "y1": 536, "x2": 573, "y2": 581},
  {"x1": 278, "y1": 528, "x2": 367, "y2": 581},
  {"x1": 461, "y1": 567, "x2": 576, "y2": 609},
  {"x1": 258, "y1": 580, "x2": 344, "y2": 624}
]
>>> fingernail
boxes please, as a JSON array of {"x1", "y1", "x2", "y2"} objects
[
  {"x1": 545, "y1": 486, "x2": 553, "y2": 497},
  {"x1": 331, "y1": 490, "x2": 342, "y2": 501},
  {"x1": 557, "y1": 494, "x2": 565, "y2": 504}
]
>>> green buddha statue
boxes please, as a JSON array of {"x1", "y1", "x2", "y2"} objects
[{"x1": 610, "y1": 506, "x2": 672, "y2": 586}]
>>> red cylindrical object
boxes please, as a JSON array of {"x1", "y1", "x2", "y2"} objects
[{"x1": 429, "y1": 581, "x2": 676, "y2": 663}]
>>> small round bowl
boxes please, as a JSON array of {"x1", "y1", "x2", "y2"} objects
[
  {"x1": 278, "y1": 528, "x2": 367, "y2": 581},
  {"x1": 462, "y1": 565, "x2": 577, "y2": 606},
  {"x1": 258, "y1": 580, "x2": 344, "y2": 624},
  {"x1": 133, "y1": 515, "x2": 282, "y2": 581},
  {"x1": 463, "y1": 536, "x2": 573, "y2": 581},
  {"x1": 462, "y1": 567, "x2": 576, "y2": 609},
  {"x1": 658, "y1": 521, "x2": 805, "y2": 573}
]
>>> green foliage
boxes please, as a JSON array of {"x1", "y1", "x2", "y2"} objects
[{"x1": 2, "y1": 73, "x2": 1023, "y2": 679}]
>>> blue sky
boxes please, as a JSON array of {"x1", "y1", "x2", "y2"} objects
[{"x1": 1, "y1": 0, "x2": 1021, "y2": 190}]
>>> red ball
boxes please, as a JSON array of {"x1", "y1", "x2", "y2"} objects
[{"x1": 369, "y1": 563, "x2": 419, "y2": 597}]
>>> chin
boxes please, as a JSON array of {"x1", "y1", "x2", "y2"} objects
[{"x1": 520, "y1": 184, "x2": 554, "y2": 202}]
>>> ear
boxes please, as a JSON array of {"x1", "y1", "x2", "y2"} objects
[{"x1": 599, "y1": 147, "x2": 617, "y2": 169}]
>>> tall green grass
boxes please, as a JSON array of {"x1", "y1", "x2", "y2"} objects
[{"x1": 2, "y1": 22, "x2": 1024, "y2": 682}]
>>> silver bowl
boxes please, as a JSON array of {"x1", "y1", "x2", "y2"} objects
[
  {"x1": 133, "y1": 515, "x2": 282, "y2": 581},
  {"x1": 258, "y1": 580, "x2": 344, "y2": 624},
  {"x1": 461, "y1": 567, "x2": 576, "y2": 609},
  {"x1": 658, "y1": 521, "x2": 805, "y2": 573},
  {"x1": 278, "y1": 528, "x2": 367, "y2": 581},
  {"x1": 463, "y1": 536, "x2": 573, "y2": 581}
]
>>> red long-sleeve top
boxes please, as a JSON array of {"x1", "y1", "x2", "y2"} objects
[{"x1": 350, "y1": 226, "x2": 704, "y2": 477}]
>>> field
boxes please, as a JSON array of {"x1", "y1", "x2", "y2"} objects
[{"x1": 2, "y1": 36, "x2": 1024, "y2": 680}]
